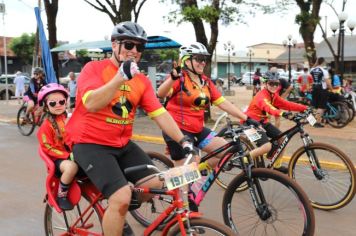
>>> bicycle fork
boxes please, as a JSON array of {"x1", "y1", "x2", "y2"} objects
[{"x1": 302, "y1": 135, "x2": 324, "y2": 180}]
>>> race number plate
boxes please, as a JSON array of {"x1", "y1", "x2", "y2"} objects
[
  {"x1": 307, "y1": 114, "x2": 317, "y2": 126},
  {"x1": 243, "y1": 128, "x2": 262, "y2": 142},
  {"x1": 164, "y1": 163, "x2": 201, "y2": 190}
]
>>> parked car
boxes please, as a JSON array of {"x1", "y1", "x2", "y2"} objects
[
  {"x1": 241, "y1": 72, "x2": 254, "y2": 85},
  {"x1": 155, "y1": 72, "x2": 168, "y2": 89},
  {"x1": 0, "y1": 74, "x2": 30, "y2": 100}
]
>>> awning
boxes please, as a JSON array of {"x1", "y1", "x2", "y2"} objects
[{"x1": 51, "y1": 36, "x2": 181, "y2": 52}]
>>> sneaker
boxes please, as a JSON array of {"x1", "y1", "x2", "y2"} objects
[
  {"x1": 273, "y1": 166, "x2": 289, "y2": 174},
  {"x1": 313, "y1": 122, "x2": 324, "y2": 128},
  {"x1": 123, "y1": 220, "x2": 135, "y2": 236},
  {"x1": 57, "y1": 196, "x2": 74, "y2": 211}
]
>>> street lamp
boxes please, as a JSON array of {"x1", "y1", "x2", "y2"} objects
[
  {"x1": 247, "y1": 49, "x2": 254, "y2": 85},
  {"x1": 0, "y1": 2, "x2": 8, "y2": 101},
  {"x1": 283, "y1": 35, "x2": 297, "y2": 83},
  {"x1": 224, "y1": 41, "x2": 234, "y2": 92},
  {"x1": 330, "y1": 12, "x2": 356, "y2": 80}
]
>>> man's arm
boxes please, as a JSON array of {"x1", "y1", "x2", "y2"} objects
[{"x1": 152, "y1": 112, "x2": 184, "y2": 143}]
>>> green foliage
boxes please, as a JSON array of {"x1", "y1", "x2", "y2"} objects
[
  {"x1": 152, "y1": 49, "x2": 179, "y2": 61},
  {"x1": 9, "y1": 33, "x2": 35, "y2": 65},
  {"x1": 76, "y1": 49, "x2": 89, "y2": 57}
]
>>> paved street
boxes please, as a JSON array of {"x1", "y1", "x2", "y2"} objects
[{"x1": 1, "y1": 86, "x2": 356, "y2": 235}]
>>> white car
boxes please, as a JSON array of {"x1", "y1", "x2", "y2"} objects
[{"x1": 241, "y1": 72, "x2": 254, "y2": 85}]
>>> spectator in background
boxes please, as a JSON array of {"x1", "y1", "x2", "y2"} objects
[
  {"x1": 328, "y1": 68, "x2": 342, "y2": 94},
  {"x1": 252, "y1": 68, "x2": 262, "y2": 96},
  {"x1": 67, "y1": 72, "x2": 77, "y2": 112},
  {"x1": 344, "y1": 76, "x2": 353, "y2": 93},
  {"x1": 215, "y1": 78, "x2": 225, "y2": 95},
  {"x1": 14, "y1": 71, "x2": 26, "y2": 104},
  {"x1": 297, "y1": 68, "x2": 313, "y2": 100},
  {"x1": 310, "y1": 57, "x2": 331, "y2": 128}
]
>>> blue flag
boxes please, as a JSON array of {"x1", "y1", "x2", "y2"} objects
[{"x1": 34, "y1": 7, "x2": 57, "y2": 83}]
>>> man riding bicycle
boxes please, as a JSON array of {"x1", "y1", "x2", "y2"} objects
[{"x1": 66, "y1": 21, "x2": 194, "y2": 236}]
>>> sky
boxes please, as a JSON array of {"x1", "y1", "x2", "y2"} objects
[{"x1": 1, "y1": 0, "x2": 356, "y2": 55}]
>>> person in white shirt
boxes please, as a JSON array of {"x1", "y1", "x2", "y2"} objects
[
  {"x1": 67, "y1": 72, "x2": 77, "y2": 112},
  {"x1": 14, "y1": 71, "x2": 26, "y2": 104}
]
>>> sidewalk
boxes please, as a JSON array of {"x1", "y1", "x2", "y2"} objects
[{"x1": 1, "y1": 86, "x2": 356, "y2": 143}]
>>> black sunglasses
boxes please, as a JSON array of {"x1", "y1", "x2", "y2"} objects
[
  {"x1": 267, "y1": 81, "x2": 280, "y2": 87},
  {"x1": 121, "y1": 41, "x2": 145, "y2": 53},
  {"x1": 48, "y1": 99, "x2": 66, "y2": 107},
  {"x1": 192, "y1": 55, "x2": 207, "y2": 63}
]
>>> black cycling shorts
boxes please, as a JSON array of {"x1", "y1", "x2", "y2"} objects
[
  {"x1": 162, "y1": 127, "x2": 214, "y2": 161},
  {"x1": 312, "y1": 88, "x2": 328, "y2": 109},
  {"x1": 73, "y1": 141, "x2": 156, "y2": 199},
  {"x1": 262, "y1": 122, "x2": 282, "y2": 139}
]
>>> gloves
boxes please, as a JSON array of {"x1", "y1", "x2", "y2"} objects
[
  {"x1": 281, "y1": 111, "x2": 293, "y2": 119},
  {"x1": 245, "y1": 117, "x2": 261, "y2": 127},
  {"x1": 119, "y1": 60, "x2": 139, "y2": 80},
  {"x1": 170, "y1": 65, "x2": 181, "y2": 81},
  {"x1": 179, "y1": 135, "x2": 196, "y2": 156}
]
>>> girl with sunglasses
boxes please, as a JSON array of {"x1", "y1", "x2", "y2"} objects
[
  {"x1": 244, "y1": 71, "x2": 308, "y2": 171},
  {"x1": 37, "y1": 83, "x2": 78, "y2": 211}
]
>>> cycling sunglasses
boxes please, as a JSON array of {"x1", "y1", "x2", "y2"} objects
[
  {"x1": 121, "y1": 41, "x2": 145, "y2": 53},
  {"x1": 192, "y1": 55, "x2": 208, "y2": 63},
  {"x1": 267, "y1": 81, "x2": 280, "y2": 87},
  {"x1": 47, "y1": 99, "x2": 66, "y2": 107}
]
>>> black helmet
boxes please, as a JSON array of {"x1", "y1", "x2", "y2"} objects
[
  {"x1": 33, "y1": 67, "x2": 45, "y2": 75},
  {"x1": 111, "y1": 21, "x2": 148, "y2": 43}
]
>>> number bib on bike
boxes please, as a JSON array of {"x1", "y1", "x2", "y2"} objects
[
  {"x1": 164, "y1": 163, "x2": 201, "y2": 190},
  {"x1": 307, "y1": 114, "x2": 317, "y2": 126},
  {"x1": 243, "y1": 128, "x2": 262, "y2": 142}
]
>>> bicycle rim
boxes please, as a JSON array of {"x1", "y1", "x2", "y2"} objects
[
  {"x1": 325, "y1": 102, "x2": 350, "y2": 128},
  {"x1": 44, "y1": 195, "x2": 103, "y2": 236},
  {"x1": 17, "y1": 106, "x2": 36, "y2": 136},
  {"x1": 130, "y1": 152, "x2": 175, "y2": 230},
  {"x1": 222, "y1": 168, "x2": 315, "y2": 236},
  {"x1": 289, "y1": 143, "x2": 356, "y2": 210},
  {"x1": 168, "y1": 217, "x2": 237, "y2": 236}
]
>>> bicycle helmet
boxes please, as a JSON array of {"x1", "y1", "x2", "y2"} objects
[
  {"x1": 179, "y1": 42, "x2": 210, "y2": 59},
  {"x1": 38, "y1": 83, "x2": 69, "y2": 106},
  {"x1": 261, "y1": 70, "x2": 280, "y2": 83},
  {"x1": 33, "y1": 67, "x2": 45, "y2": 75},
  {"x1": 111, "y1": 21, "x2": 148, "y2": 43}
]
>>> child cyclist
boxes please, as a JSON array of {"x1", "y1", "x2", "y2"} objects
[
  {"x1": 37, "y1": 83, "x2": 78, "y2": 210},
  {"x1": 244, "y1": 71, "x2": 309, "y2": 172}
]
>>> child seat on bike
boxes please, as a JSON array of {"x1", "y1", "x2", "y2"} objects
[{"x1": 38, "y1": 146, "x2": 81, "y2": 213}]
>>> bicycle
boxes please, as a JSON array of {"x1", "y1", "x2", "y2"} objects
[
  {"x1": 17, "y1": 97, "x2": 45, "y2": 136},
  {"x1": 38, "y1": 147, "x2": 236, "y2": 236},
  {"x1": 131, "y1": 127, "x2": 315, "y2": 235},
  {"x1": 217, "y1": 109, "x2": 356, "y2": 210}
]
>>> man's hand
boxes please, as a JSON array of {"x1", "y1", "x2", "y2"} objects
[
  {"x1": 170, "y1": 61, "x2": 181, "y2": 80},
  {"x1": 179, "y1": 135, "x2": 197, "y2": 158},
  {"x1": 119, "y1": 60, "x2": 139, "y2": 80}
]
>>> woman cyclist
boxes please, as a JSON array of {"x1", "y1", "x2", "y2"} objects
[{"x1": 157, "y1": 42, "x2": 271, "y2": 170}]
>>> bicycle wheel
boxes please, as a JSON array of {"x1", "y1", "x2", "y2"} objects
[
  {"x1": 130, "y1": 152, "x2": 175, "y2": 230},
  {"x1": 215, "y1": 136, "x2": 253, "y2": 191},
  {"x1": 288, "y1": 142, "x2": 356, "y2": 210},
  {"x1": 325, "y1": 101, "x2": 350, "y2": 128},
  {"x1": 345, "y1": 100, "x2": 355, "y2": 122},
  {"x1": 222, "y1": 168, "x2": 315, "y2": 236},
  {"x1": 17, "y1": 106, "x2": 36, "y2": 136},
  {"x1": 168, "y1": 217, "x2": 237, "y2": 236},
  {"x1": 44, "y1": 194, "x2": 103, "y2": 236}
]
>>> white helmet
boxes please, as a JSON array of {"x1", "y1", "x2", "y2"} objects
[{"x1": 179, "y1": 42, "x2": 210, "y2": 59}]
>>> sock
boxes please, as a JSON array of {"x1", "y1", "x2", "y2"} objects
[{"x1": 58, "y1": 181, "x2": 70, "y2": 198}]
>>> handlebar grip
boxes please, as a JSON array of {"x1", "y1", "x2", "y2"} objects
[{"x1": 124, "y1": 165, "x2": 148, "y2": 175}]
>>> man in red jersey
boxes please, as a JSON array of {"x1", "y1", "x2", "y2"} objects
[{"x1": 66, "y1": 22, "x2": 193, "y2": 236}]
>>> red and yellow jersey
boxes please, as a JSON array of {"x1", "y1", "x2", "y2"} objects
[
  {"x1": 37, "y1": 114, "x2": 70, "y2": 161},
  {"x1": 245, "y1": 88, "x2": 307, "y2": 123},
  {"x1": 66, "y1": 59, "x2": 165, "y2": 147},
  {"x1": 166, "y1": 71, "x2": 225, "y2": 133}
]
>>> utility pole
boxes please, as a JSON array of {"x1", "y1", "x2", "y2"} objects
[{"x1": 0, "y1": 1, "x2": 8, "y2": 101}]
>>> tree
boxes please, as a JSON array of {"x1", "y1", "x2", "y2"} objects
[
  {"x1": 9, "y1": 33, "x2": 35, "y2": 65},
  {"x1": 165, "y1": 0, "x2": 286, "y2": 76},
  {"x1": 83, "y1": 0, "x2": 148, "y2": 24},
  {"x1": 43, "y1": 0, "x2": 59, "y2": 79}
]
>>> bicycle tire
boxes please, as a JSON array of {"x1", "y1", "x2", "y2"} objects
[
  {"x1": 44, "y1": 193, "x2": 103, "y2": 236},
  {"x1": 168, "y1": 217, "x2": 237, "y2": 236},
  {"x1": 345, "y1": 100, "x2": 355, "y2": 122},
  {"x1": 288, "y1": 142, "x2": 356, "y2": 210},
  {"x1": 17, "y1": 106, "x2": 36, "y2": 136},
  {"x1": 325, "y1": 101, "x2": 350, "y2": 128},
  {"x1": 130, "y1": 152, "x2": 175, "y2": 230},
  {"x1": 222, "y1": 168, "x2": 315, "y2": 236}
]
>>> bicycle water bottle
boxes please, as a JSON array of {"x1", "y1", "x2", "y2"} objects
[{"x1": 190, "y1": 162, "x2": 211, "y2": 197}]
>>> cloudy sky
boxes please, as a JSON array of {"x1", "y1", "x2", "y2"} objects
[{"x1": 2, "y1": 0, "x2": 356, "y2": 54}]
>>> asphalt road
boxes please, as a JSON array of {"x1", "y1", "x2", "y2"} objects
[{"x1": 1, "y1": 122, "x2": 356, "y2": 235}]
